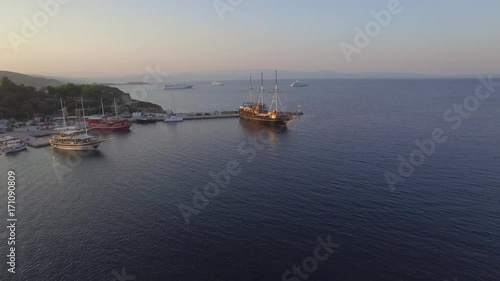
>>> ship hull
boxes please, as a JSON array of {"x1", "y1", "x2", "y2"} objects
[
  {"x1": 50, "y1": 142, "x2": 100, "y2": 151},
  {"x1": 4, "y1": 145, "x2": 27, "y2": 154},
  {"x1": 239, "y1": 115, "x2": 288, "y2": 127},
  {"x1": 163, "y1": 85, "x2": 193, "y2": 90},
  {"x1": 89, "y1": 124, "x2": 132, "y2": 131},
  {"x1": 136, "y1": 119, "x2": 157, "y2": 124}
]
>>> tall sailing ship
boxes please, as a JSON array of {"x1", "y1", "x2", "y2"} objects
[
  {"x1": 87, "y1": 98, "x2": 132, "y2": 131},
  {"x1": 238, "y1": 71, "x2": 293, "y2": 127},
  {"x1": 50, "y1": 98, "x2": 104, "y2": 151}
]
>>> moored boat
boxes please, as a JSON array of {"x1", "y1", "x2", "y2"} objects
[
  {"x1": 0, "y1": 136, "x2": 16, "y2": 147},
  {"x1": 50, "y1": 128, "x2": 103, "y2": 151},
  {"x1": 87, "y1": 98, "x2": 132, "y2": 131},
  {"x1": 88, "y1": 117, "x2": 132, "y2": 131},
  {"x1": 2, "y1": 139, "x2": 27, "y2": 154},
  {"x1": 164, "y1": 114, "x2": 183, "y2": 122},
  {"x1": 136, "y1": 116, "x2": 158, "y2": 124},
  {"x1": 239, "y1": 71, "x2": 293, "y2": 127},
  {"x1": 50, "y1": 98, "x2": 104, "y2": 151},
  {"x1": 164, "y1": 92, "x2": 183, "y2": 123}
]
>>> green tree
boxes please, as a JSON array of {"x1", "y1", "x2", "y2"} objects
[
  {"x1": 0, "y1": 77, "x2": 18, "y2": 92},
  {"x1": 1, "y1": 96, "x2": 18, "y2": 108}
]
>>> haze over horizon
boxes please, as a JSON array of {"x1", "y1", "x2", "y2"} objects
[{"x1": 1, "y1": 0, "x2": 499, "y2": 77}]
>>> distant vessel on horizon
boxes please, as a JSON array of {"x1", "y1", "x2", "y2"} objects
[
  {"x1": 163, "y1": 83, "x2": 194, "y2": 90},
  {"x1": 238, "y1": 71, "x2": 293, "y2": 127},
  {"x1": 211, "y1": 81, "x2": 224, "y2": 86},
  {"x1": 290, "y1": 80, "x2": 308, "y2": 87}
]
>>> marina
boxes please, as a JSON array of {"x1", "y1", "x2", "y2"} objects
[
  {"x1": 1, "y1": 110, "x2": 297, "y2": 153},
  {"x1": 1, "y1": 0, "x2": 498, "y2": 280},
  {"x1": 1, "y1": 77, "x2": 499, "y2": 281}
]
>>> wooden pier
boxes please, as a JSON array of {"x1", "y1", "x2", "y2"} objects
[
  {"x1": 181, "y1": 113, "x2": 239, "y2": 120},
  {"x1": 27, "y1": 137, "x2": 51, "y2": 148}
]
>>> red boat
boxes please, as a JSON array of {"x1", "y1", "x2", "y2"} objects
[
  {"x1": 87, "y1": 116, "x2": 132, "y2": 131},
  {"x1": 87, "y1": 98, "x2": 132, "y2": 131}
]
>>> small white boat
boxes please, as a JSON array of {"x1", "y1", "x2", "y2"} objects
[
  {"x1": 164, "y1": 92, "x2": 183, "y2": 122},
  {"x1": 290, "y1": 80, "x2": 308, "y2": 87},
  {"x1": 163, "y1": 83, "x2": 194, "y2": 90},
  {"x1": 211, "y1": 81, "x2": 224, "y2": 86},
  {"x1": 3, "y1": 139, "x2": 27, "y2": 154},
  {"x1": 164, "y1": 114, "x2": 184, "y2": 122}
]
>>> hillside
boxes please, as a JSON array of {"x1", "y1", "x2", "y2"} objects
[
  {"x1": 0, "y1": 76, "x2": 164, "y2": 121},
  {"x1": 0, "y1": 70, "x2": 64, "y2": 88}
]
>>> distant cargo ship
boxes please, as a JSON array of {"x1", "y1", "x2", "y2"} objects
[
  {"x1": 163, "y1": 83, "x2": 194, "y2": 90},
  {"x1": 238, "y1": 71, "x2": 293, "y2": 127}
]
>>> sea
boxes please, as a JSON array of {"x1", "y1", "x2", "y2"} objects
[{"x1": 1, "y1": 78, "x2": 499, "y2": 281}]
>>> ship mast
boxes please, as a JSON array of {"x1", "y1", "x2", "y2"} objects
[
  {"x1": 270, "y1": 70, "x2": 279, "y2": 115},
  {"x1": 113, "y1": 98, "x2": 118, "y2": 119},
  {"x1": 258, "y1": 72, "x2": 265, "y2": 111},
  {"x1": 60, "y1": 98, "x2": 67, "y2": 129},
  {"x1": 101, "y1": 98, "x2": 105, "y2": 116},
  {"x1": 260, "y1": 72, "x2": 264, "y2": 93},
  {"x1": 80, "y1": 97, "x2": 89, "y2": 134},
  {"x1": 248, "y1": 75, "x2": 253, "y2": 102},
  {"x1": 171, "y1": 92, "x2": 176, "y2": 114},
  {"x1": 275, "y1": 70, "x2": 279, "y2": 93}
]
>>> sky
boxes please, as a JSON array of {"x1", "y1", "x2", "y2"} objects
[{"x1": 0, "y1": 0, "x2": 499, "y2": 76}]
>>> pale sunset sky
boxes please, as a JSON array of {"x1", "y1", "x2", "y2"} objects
[{"x1": 1, "y1": 0, "x2": 499, "y2": 76}]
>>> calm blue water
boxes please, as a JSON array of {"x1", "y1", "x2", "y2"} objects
[{"x1": 1, "y1": 79, "x2": 499, "y2": 281}]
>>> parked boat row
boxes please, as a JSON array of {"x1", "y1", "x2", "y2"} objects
[{"x1": 2, "y1": 72, "x2": 300, "y2": 154}]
